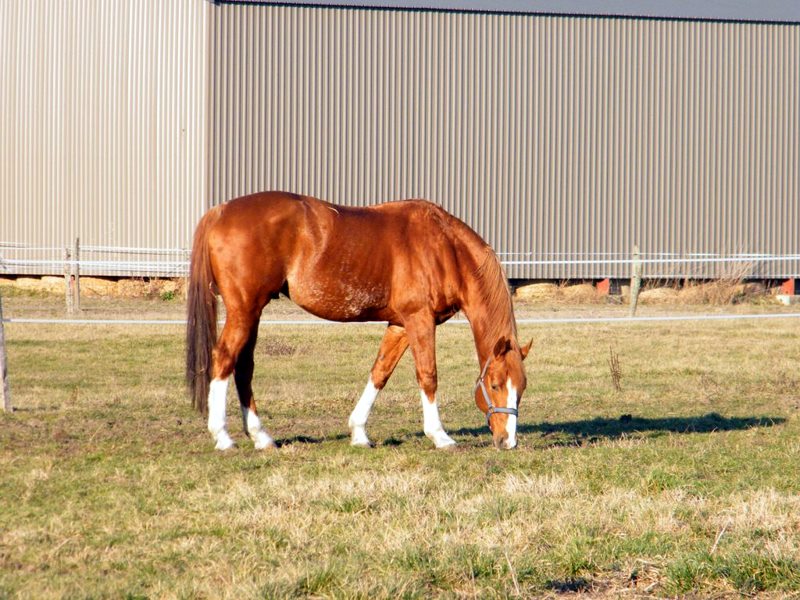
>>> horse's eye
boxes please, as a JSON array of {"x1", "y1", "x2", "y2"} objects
[{"x1": 491, "y1": 383, "x2": 501, "y2": 391}]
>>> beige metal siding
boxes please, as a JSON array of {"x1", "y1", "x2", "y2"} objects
[
  {"x1": 0, "y1": 0, "x2": 211, "y2": 276},
  {"x1": 210, "y1": 6, "x2": 800, "y2": 279},
  {"x1": 3, "y1": 3, "x2": 798, "y2": 280}
]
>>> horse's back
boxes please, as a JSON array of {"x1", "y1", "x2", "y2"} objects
[
  {"x1": 210, "y1": 191, "x2": 455, "y2": 238},
  {"x1": 201, "y1": 192, "x2": 483, "y2": 323}
]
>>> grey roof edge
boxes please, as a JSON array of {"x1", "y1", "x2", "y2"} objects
[{"x1": 214, "y1": 1, "x2": 800, "y2": 25}]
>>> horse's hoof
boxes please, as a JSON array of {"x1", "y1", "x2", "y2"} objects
[
  {"x1": 426, "y1": 429, "x2": 457, "y2": 450},
  {"x1": 214, "y1": 435, "x2": 235, "y2": 451},
  {"x1": 253, "y1": 432, "x2": 277, "y2": 450},
  {"x1": 349, "y1": 424, "x2": 374, "y2": 448},
  {"x1": 350, "y1": 439, "x2": 375, "y2": 448},
  {"x1": 432, "y1": 435, "x2": 457, "y2": 450}
]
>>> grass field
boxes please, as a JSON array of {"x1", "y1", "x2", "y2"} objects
[{"x1": 2, "y1": 294, "x2": 800, "y2": 598}]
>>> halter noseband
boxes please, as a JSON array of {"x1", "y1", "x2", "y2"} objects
[{"x1": 475, "y1": 356, "x2": 519, "y2": 427}]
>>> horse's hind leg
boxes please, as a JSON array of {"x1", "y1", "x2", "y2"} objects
[
  {"x1": 234, "y1": 322, "x2": 276, "y2": 450},
  {"x1": 207, "y1": 309, "x2": 261, "y2": 450},
  {"x1": 349, "y1": 325, "x2": 408, "y2": 447}
]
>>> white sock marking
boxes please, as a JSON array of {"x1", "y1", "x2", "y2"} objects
[
  {"x1": 208, "y1": 378, "x2": 234, "y2": 450},
  {"x1": 505, "y1": 379, "x2": 518, "y2": 449},
  {"x1": 243, "y1": 406, "x2": 276, "y2": 450},
  {"x1": 420, "y1": 390, "x2": 456, "y2": 449},
  {"x1": 349, "y1": 379, "x2": 379, "y2": 447}
]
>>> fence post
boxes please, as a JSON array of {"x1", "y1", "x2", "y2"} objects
[
  {"x1": 0, "y1": 291, "x2": 10, "y2": 412},
  {"x1": 182, "y1": 248, "x2": 191, "y2": 300},
  {"x1": 64, "y1": 246, "x2": 74, "y2": 315},
  {"x1": 629, "y1": 245, "x2": 642, "y2": 317},
  {"x1": 72, "y1": 237, "x2": 81, "y2": 312}
]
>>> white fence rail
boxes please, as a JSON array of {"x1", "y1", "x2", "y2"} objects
[
  {"x1": 0, "y1": 243, "x2": 191, "y2": 277},
  {"x1": 3, "y1": 242, "x2": 800, "y2": 278},
  {"x1": 5, "y1": 312, "x2": 800, "y2": 326},
  {"x1": 2, "y1": 243, "x2": 799, "y2": 327}
]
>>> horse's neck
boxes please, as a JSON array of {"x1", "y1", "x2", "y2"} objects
[
  {"x1": 460, "y1": 269, "x2": 517, "y2": 366},
  {"x1": 464, "y1": 308, "x2": 516, "y2": 365}
]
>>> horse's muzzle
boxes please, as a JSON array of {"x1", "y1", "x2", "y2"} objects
[{"x1": 493, "y1": 431, "x2": 517, "y2": 450}]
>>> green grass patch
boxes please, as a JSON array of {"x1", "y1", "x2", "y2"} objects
[{"x1": 2, "y1": 303, "x2": 800, "y2": 596}]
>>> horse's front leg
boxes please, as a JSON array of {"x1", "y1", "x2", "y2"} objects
[
  {"x1": 349, "y1": 325, "x2": 409, "y2": 447},
  {"x1": 405, "y1": 317, "x2": 456, "y2": 449}
]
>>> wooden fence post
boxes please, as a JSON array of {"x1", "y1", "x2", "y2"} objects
[
  {"x1": 629, "y1": 245, "x2": 642, "y2": 317},
  {"x1": 0, "y1": 292, "x2": 11, "y2": 412},
  {"x1": 72, "y1": 237, "x2": 81, "y2": 312},
  {"x1": 64, "y1": 246, "x2": 74, "y2": 315},
  {"x1": 182, "y1": 249, "x2": 191, "y2": 300}
]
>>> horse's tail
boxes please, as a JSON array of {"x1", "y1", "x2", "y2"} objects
[{"x1": 186, "y1": 207, "x2": 221, "y2": 415}]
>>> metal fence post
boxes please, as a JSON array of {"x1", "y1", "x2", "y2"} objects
[
  {"x1": 73, "y1": 237, "x2": 81, "y2": 312},
  {"x1": 0, "y1": 291, "x2": 11, "y2": 412},
  {"x1": 64, "y1": 246, "x2": 74, "y2": 315},
  {"x1": 629, "y1": 245, "x2": 642, "y2": 317}
]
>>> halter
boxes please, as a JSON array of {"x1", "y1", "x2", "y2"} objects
[{"x1": 475, "y1": 356, "x2": 519, "y2": 427}]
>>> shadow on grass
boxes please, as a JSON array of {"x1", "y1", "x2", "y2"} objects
[
  {"x1": 272, "y1": 413, "x2": 785, "y2": 448},
  {"x1": 276, "y1": 433, "x2": 349, "y2": 447},
  {"x1": 546, "y1": 577, "x2": 594, "y2": 593},
  {"x1": 447, "y1": 412, "x2": 786, "y2": 448}
]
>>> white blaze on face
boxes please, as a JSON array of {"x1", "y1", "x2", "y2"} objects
[{"x1": 505, "y1": 379, "x2": 518, "y2": 449}]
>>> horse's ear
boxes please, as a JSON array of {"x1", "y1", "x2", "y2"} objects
[
  {"x1": 493, "y1": 338, "x2": 512, "y2": 358},
  {"x1": 520, "y1": 339, "x2": 533, "y2": 360}
]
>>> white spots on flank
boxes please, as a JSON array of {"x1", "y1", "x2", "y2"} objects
[
  {"x1": 288, "y1": 262, "x2": 386, "y2": 320},
  {"x1": 349, "y1": 379, "x2": 379, "y2": 447},
  {"x1": 314, "y1": 282, "x2": 383, "y2": 320},
  {"x1": 208, "y1": 378, "x2": 234, "y2": 450},
  {"x1": 504, "y1": 379, "x2": 518, "y2": 450},
  {"x1": 420, "y1": 390, "x2": 456, "y2": 449}
]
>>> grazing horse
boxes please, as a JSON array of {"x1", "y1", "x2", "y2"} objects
[{"x1": 186, "y1": 192, "x2": 532, "y2": 450}]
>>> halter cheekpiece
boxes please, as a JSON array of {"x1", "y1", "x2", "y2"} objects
[{"x1": 475, "y1": 356, "x2": 519, "y2": 427}]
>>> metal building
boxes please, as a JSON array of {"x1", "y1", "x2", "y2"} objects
[
  {"x1": 1, "y1": 0, "x2": 211, "y2": 276},
  {"x1": 2, "y1": 1, "x2": 799, "y2": 280}
]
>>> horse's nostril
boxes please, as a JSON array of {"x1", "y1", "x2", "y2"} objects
[{"x1": 493, "y1": 432, "x2": 508, "y2": 449}]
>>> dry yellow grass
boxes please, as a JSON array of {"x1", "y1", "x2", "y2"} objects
[{"x1": 1, "y1": 295, "x2": 800, "y2": 597}]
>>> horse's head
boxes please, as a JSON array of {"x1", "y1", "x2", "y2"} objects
[{"x1": 474, "y1": 338, "x2": 533, "y2": 449}]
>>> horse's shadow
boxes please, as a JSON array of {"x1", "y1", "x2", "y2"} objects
[
  {"x1": 276, "y1": 433, "x2": 349, "y2": 447},
  {"x1": 273, "y1": 413, "x2": 785, "y2": 448},
  {"x1": 446, "y1": 412, "x2": 785, "y2": 448}
]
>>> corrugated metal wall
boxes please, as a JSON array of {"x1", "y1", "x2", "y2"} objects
[
  {"x1": 210, "y1": 5, "x2": 800, "y2": 279},
  {"x1": 0, "y1": 0, "x2": 211, "y2": 275},
  {"x1": 2, "y1": 2, "x2": 798, "y2": 280}
]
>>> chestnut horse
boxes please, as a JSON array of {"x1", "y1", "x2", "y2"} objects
[{"x1": 186, "y1": 192, "x2": 531, "y2": 450}]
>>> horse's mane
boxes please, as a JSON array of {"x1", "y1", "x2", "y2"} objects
[
  {"x1": 421, "y1": 201, "x2": 518, "y2": 349},
  {"x1": 472, "y1": 246, "x2": 518, "y2": 347}
]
